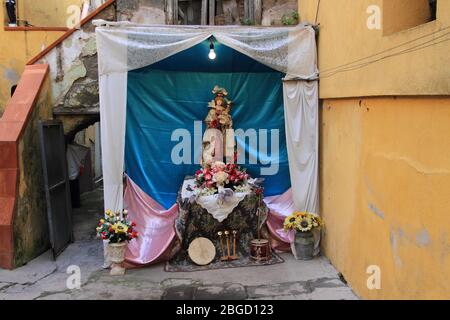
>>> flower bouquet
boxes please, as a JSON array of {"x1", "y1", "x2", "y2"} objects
[
  {"x1": 96, "y1": 209, "x2": 138, "y2": 275},
  {"x1": 284, "y1": 212, "x2": 323, "y2": 260},
  {"x1": 96, "y1": 209, "x2": 138, "y2": 243},
  {"x1": 194, "y1": 161, "x2": 251, "y2": 195}
]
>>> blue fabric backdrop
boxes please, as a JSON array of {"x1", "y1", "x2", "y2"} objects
[{"x1": 125, "y1": 42, "x2": 291, "y2": 209}]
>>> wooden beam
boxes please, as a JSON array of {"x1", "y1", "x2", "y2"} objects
[
  {"x1": 209, "y1": 0, "x2": 215, "y2": 25},
  {"x1": 179, "y1": 7, "x2": 186, "y2": 25},
  {"x1": 187, "y1": 1, "x2": 194, "y2": 24},
  {"x1": 165, "y1": 0, "x2": 174, "y2": 24},
  {"x1": 166, "y1": 0, "x2": 179, "y2": 25},
  {"x1": 53, "y1": 106, "x2": 100, "y2": 116},
  {"x1": 244, "y1": 0, "x2": 254, "y2": 23},
  {"x1": 201, "y1": 0, "x2": 208, "y2": 25},
  {"x1": 174, "y1": 0, "x2": 179, "y2": 24},
  {"x1": 254, "y1": 0, "x2": 262, "y2": 25},
  {"x1": 216, "y1": 0, "x2": 224, "y2": 15}
]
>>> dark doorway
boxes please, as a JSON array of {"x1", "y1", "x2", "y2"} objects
[{"x1": 38, "y1": 120, "x2": 73, "y2": 258}]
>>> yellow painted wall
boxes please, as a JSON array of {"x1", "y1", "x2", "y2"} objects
[
  {"x1": 0, "y1": 1, "x2": 84, "y2": 112},
  {"x1": 383, "y1": 0, "x2": 431, "y2": 35},
  {"x1": 18, "y1": 0, "x2": 84, "y2": 27},
  {"x1": 299, "y1": 0, "x2": 450, "y2": 299},
  {"x1": 300, "y1": 0, "x2": 450, "y2": 98},
  {"x1": 320, "y1": 97, "x2": 450, "y2": 300}
]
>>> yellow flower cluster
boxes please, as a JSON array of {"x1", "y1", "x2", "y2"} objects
[
  {"x1": 284, "y1": 212, "x2": 323, "y2": 233},
  {"x1": 112, "y1": 222, "x2": 128, "y2": 234}
]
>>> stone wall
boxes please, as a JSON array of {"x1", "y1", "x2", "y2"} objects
[
  {"x1": 13, "y1": 77, "x2": 53, "y2": 267},
  {"x1": 262, "y1": 0, "x2": 298, "y2": 26},
  {"x1": 115, "y1": 0, "x2": 297, "y2": 26},
  {"x1": 116, "y1": 0, "x2": 166, "y2": 24}
]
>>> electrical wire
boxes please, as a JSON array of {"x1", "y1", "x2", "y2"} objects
[
  {"x1": 320, "y1": 26, "x2": 450, "y2": 74},
  {"x1": 319, "y1": 28, "x2": 450, "y2": 78},
  {"x1": 314, "y1": 0, "x2": 321, "y2": 25},
  {"x1": 321, "y1": 37, "x2": 450, "y2": 78}
]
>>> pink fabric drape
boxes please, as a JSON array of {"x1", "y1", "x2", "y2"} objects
[
  {"x1": 265, "y1": 189, "x2": 296, "y2": 245},
  {"x1": 124, "y1": 176, "x2": 178, "y2": 265},
  {"x1": 123, "y1": 176, "x2": 294, "y2": 265}
]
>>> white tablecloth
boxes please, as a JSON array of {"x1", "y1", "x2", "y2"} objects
[{"x1": 181, "y1": 179, "x2": 249, "y2": 222}]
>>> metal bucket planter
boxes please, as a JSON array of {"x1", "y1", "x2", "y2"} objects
[
  {"x1": 294, "y1": 231, "x2": 314, "y2": 260},
  {"x1": 108, "y1": 242, "x2": 127, "y2": 275}
]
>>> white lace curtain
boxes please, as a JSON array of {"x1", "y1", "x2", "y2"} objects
[{"x1": 94, "y1": 20, "x2": 318, "y2": 79}]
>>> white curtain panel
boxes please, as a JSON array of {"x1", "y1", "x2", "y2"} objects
[
  {"x1": 95, "y1": 20, "x2": 319, "y2": 215},
  {"x1": 283, "y1": 81, "x2": 319, "y2": 214}
]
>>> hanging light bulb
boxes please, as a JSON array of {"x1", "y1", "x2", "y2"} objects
[{"x1": 208, "y1": 37, "x2": 216, "y2": 60}]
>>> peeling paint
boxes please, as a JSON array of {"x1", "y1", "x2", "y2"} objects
[
  {"x1": 4, "y1": 68, "x2": 19, "y2": 83},
  {"x1": 64, "y1": 38, "x2": 73, "y2": 49},
  {"x1": 439, "y1": 233, "x2": 450, "y2": 264},
  {"x1": 368, "y1": 203, "x2": 385, "y2": 220},
  {"x1": 416, "y1": 229, "x2": 431, "y2": 247},
  {"x1": 374, "y1": 152, "x2": 450, "y2": 175},
  {"x1": 129, "y1": 6, "x2": 166, "y2": 25},
  {"x1": 55, "y1": 60, "x2": 87, "y2": 105},
  {"x1": 80, "y1": 37, "x2": 97, "y2": 57},
  {"x1": 390, "y1": 228, "x2": 403, "y2": 267}
]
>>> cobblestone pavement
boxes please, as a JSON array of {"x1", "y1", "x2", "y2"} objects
[
  {"x1": 0, "y1": 240, "x2": 358, "y2": 300},
  {"x1": 0, "y1": 187, "x2": 358, "y2": 300}
]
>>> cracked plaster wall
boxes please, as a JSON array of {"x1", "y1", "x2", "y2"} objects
[
  {"x1": 320, "y1": 96, "x2": 450, "y2": 300},
  {"x1": 36, "y1": 4, "x2": 116, "y2": 136}
]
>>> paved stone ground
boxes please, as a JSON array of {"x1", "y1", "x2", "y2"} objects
[
  {"x1": 0, "y1": 187, "x2": 359, "y2": 300},
  {"x1": 0, "y1": 240, "x2": 358, "y2": 300}
]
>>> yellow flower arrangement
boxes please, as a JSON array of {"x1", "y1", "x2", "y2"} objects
[
  {"x1": 296, "y1": 216, "x2": 313, "y2": 232},
  {"x1": 284, "y1": 216, "x2": 298, "y2": 230},
  {"x1": 112, "y1": 222, "x2": 129, "y2": 234},
  {"x1": 96, "y1": 209, "x2": 138, "y2": 243},
  {"x1": 106, "y1": 209, "x2": 114, "y2": 217},
  {"x1": 284, "y1": 212, "x2": 323, "y2": 233}
]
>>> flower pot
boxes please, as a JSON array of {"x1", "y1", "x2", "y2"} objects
[
  {"x1": 108, "y1": 242, "x2": 127, "y2": 275},
  {"x1": 294, "y1": 231, "x2": 314, "y2": 260},
  {"x1": 108, "y1": 242, "x2": 127, "y2": 263}
]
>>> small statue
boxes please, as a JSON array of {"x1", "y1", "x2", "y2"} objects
[
  {"x1": 205, "y1": 86, "x2": 233, "y2": 130},
  {"x1": 202, "y1": 86, "x2": 235, "y2": 167}
]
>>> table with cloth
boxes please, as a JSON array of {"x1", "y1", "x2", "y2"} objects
[{"x1": 170, "y1": 178, "x2": 269, "y2": 266}]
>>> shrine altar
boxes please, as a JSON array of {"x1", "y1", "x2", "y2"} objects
[
  {"x1": 95, "y1": 22, "x2": 320, "y2": 268},
  {"x1": 165, "y1": 177, "x2": 287, "y2": 271},
  {"x1": 175, "y1": 179, "x2": 268, "y2": 262}
]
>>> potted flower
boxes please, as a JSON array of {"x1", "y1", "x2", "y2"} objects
[
  {"x1": 96, "y1": 209, "x2": 138, "y2": 275},
  {"x1": 284, "y1": 212, "x2": 323, "y2": 260}
]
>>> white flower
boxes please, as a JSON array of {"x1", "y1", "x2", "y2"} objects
[
  {"x1": 213, "y1": 161, "x2": 226, "y2": 171},
  {"x1": 234, "y1": 184, "x2": 251, "y2": 193},
  {"x1": 199, "y1": 187, "x2": 217, "y2": 196},
  {"x1": 213, "y1": 171, "x2": 229, "y2": 185}
]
